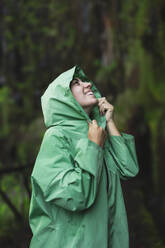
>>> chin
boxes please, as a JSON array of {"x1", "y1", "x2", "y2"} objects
[
  {"x1": 81, "y1": 97, "x2": 98, "y2": 110},
  {"x1": 92, "y1": 98, "x2": 98, "y2": 106},
  {"x1": 86, "y1": 99, "x2": 98, "y2": 108}
]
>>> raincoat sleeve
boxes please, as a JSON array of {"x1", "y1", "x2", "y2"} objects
[
  {"x1": 105, "y1": 132, "x2": 139, "y2": 179},
  {"x1": 31, "y1": 129, "x2": 104, "y2": 212}
]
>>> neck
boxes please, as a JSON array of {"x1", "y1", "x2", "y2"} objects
[{"x1": 83, "y1": 106, "x2": 92, "y2": 116}]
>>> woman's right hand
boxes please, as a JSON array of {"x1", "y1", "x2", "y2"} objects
[{"x1": 88, "y1": 120, "x2": 106, "y2": 147}]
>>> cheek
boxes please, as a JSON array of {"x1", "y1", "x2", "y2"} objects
[
  {"x1": 72, "y1": 88, "x2": 84, "y2": 103},
  {"x1": 75, "y1": 94, "x2": 85, "y2": 105}
]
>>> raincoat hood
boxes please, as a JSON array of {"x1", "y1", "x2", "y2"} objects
[{"x1": 41, "y1": 65, "x2": 106, "y2": 129}]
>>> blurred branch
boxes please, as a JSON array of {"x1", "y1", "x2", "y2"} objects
[
  {"x1": 0, "y1": 187, "x2": 23, "y2": 222},
  {"x1": 22, "y1": 174, "x2": 31, "y2": 199}
]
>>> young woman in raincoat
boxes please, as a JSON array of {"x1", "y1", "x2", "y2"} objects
[{"x1": 29, "y1": 66, "x2": 139, "y2": 248}]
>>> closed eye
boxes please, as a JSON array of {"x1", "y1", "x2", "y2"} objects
[{"x1": 71, "y1": 78, "x2": 80, "y2": 86}]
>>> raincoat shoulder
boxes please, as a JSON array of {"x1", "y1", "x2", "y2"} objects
[{"x1": 31, "y1": 126, "x2": 104, "y2": 212}]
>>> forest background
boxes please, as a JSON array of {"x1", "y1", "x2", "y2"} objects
[{"x1": 0, "y1": 0, "x2": 165, "y2": 247}]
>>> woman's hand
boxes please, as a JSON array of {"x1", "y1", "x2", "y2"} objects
[
  {"x1": 98, "y1": 97, "x2": 114, "y2": 123},
  {"x1": 88, "y1": 120, "x2": 106, "y2": 147},
  {"x1": 98, "y1": 97, "x2": 121, "y2": 136}
]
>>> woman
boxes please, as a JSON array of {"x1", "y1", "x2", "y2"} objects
[{"x1": 29, "y1": 65, "x2": 139, "y2": 248}]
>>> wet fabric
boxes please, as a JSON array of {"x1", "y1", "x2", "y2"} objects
[{"x1": 29, "y1": 65, "x2": 139, "y2": 248}]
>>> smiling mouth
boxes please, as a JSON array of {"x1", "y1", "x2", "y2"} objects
[{"x1": 85, "y1": 91, "x2": 94, "y2": 96}]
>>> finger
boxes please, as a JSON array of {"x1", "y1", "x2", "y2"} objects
[
  {"x1": 98, "y1": 101, "x2": 108, "y2": 109},
  {"x1": 98, "y1": 97, "x2": 106, "y2": 104},
  {"x1": 98, "y1": 101, "x2": 104, "y2": 107},
  {"x1": 87, "y1": 120, "x2": 92, "y2": 125},
  {"x1": 98, "y1": 97, "x2": 106, "y2": 102},
  {"x1": 98, "y1": 102, "x2": 106, "y2": 109},
  {"x1": 98, "y1": 105, "x2": 104, "y2": 115},
  {"x1": 99, "y1": 106, "x2": 103, "y2": 115},
  {"x1": 92, "y1": 119, "x2": 98, "y2": 126},
  {"x1": 99, "y1": 105, "x2": 107, "y2": 115},
  {"x1": 99, "y1": 103, "x2": 106, "y2": 108}
]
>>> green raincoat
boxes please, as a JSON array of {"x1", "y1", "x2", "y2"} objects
[{"x1": 29, "y1": 66, "x2": 139, "y2": 248}]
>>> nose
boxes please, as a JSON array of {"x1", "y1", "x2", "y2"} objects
[{"x1": 84, "y1": 82, "x2": 92, "y2": 88}]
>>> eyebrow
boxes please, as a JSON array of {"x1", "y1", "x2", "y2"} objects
[
  {"x1": 73, "y1": 78, "x2": 80, "y2": 81},
  {"x1": 70, "y1": 78, "x2": 80, "y2": 85}
]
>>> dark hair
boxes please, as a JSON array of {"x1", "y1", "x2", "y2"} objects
[{"x1": 73, "y1": 66, "x2": 89, "y2": 82}]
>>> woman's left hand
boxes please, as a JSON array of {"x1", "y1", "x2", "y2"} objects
[{"x1": 98, "y1": 97, "x2": 114, "y2": 123}]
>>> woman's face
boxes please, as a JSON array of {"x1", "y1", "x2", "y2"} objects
[{"x1": 70, "y1": 78, "x2": 98, "y2": 114}]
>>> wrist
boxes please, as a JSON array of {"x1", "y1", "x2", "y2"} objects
[
  {"x1": 106, "y1": 120, "x2": 121, "y2": 136},
  {"x1": 106, "y1": 118, "x2": 114, "y2": 124}
]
